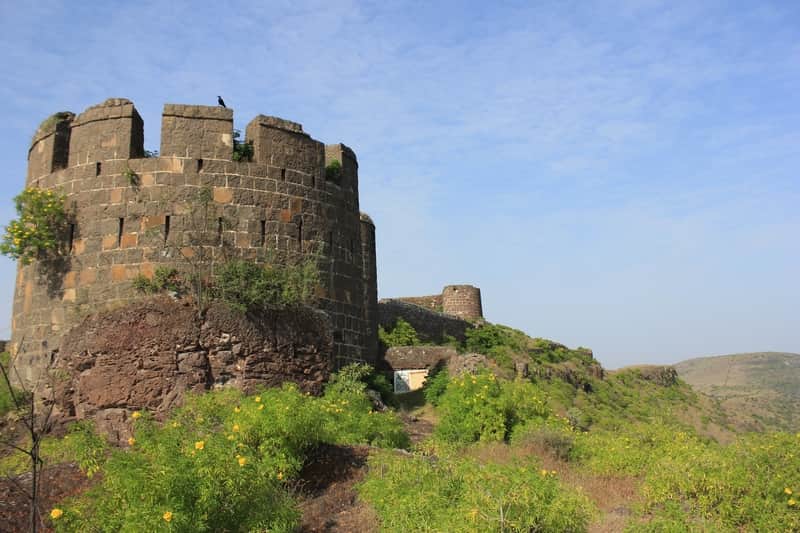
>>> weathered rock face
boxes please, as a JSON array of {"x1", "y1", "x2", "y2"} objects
[{"x1": 51, "y1": 296, "x2": 333, "y2": 442}]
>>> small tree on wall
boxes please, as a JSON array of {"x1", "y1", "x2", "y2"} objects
[{"x1": 0, "y1": 188, "x2": 68, "y2": 265}]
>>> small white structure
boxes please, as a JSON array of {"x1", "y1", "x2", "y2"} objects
[{"x1": 393, "y1": 369, "x2": 429, "y2": 393}]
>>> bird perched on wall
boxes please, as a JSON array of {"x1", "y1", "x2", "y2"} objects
[{"x1": 217, "y1": 96, "x2": 226, "y2": 108}]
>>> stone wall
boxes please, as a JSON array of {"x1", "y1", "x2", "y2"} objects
[
  {"x1": 392, "y1": 284, "x2": 484, "y2": 321},
  {"x1": 377, "y1": 299, "x2": 474, "y2": 345},
  {"x1": 360, "y1": 213, "x2": 378, "y2": 360},
  {"x1": 383, "y1": 346, "x2": 457, "y2": 371},
  {"x1": 13, "y1": 98, "x2": 377, "y2": 385},
  {"x1": 52, "y1": 296, "x2": 333, "y2": 443},
  {"x1": 394, "y1": 294, "x2": 442, "y2": 312}
]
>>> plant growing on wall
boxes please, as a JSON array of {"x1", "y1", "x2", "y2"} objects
[
  {"x1": 0, "y1": 188, "x2": 67, "y2": 264},
  {"x1": 325, "y1": 160, "x2": 343, "y2": 184},
  {"x1": 213, "y1": 255, "x2": 320, "y2": 312},
  {"x1": 232, "y1": 130, "x2": 253, "y2": 162}
]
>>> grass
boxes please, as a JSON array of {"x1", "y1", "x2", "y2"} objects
[{"x1": 675, "y1": 352, "x2": 800, "y2": 432}]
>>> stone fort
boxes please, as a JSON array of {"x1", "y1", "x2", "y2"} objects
[{"x1": 11, "y1": 97, "x2": 483, "y2": 386}]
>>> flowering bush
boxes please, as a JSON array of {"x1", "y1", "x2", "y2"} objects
[
  {"x1": 359, "y1": 450, "x2": 593, "y2": 532},
  {"x1": 52, "y1": 372, "x2": 407, "y2": 531},
  {"x1": 0, "y1": 188, "x2": 67, "y2": 264},
  {"x1": 434, "y1": 372, "x2": 554, "y2": 444}
]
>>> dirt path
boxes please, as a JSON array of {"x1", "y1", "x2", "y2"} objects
[
  {"x1": 0, "y1": 463, "x2": 97, "y2": 533},
  {"x1": 296, "y1": 444, "x2": 378, "y2": 533}
]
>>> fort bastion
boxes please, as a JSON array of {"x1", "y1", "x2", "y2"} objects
[{"x1": 13, "y1": 98, "x2": 378, "y2": 383}]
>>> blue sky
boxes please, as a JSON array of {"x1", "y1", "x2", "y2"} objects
[{"x1": 0, "y1": 0, "x2": 797, "y2": 368}]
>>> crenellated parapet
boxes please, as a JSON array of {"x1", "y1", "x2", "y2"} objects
[{"x1": 12, "y1": 98, "x2": 379, "y2": 385}]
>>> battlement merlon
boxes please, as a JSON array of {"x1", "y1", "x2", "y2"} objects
[
  {"x1": 68, "y1": 98, "x2": 144, "y2": 168},
  {"x1": 245, "y1": 115, "x2": 324, "y2": 177},
  {"x1": 324, "y1": 143, "x2": 358, "y2": 193},
  {"x1": 27, "y1": 112, "x2": 75, "y2": 184},
  {"x1": 160, "y1": 104, "x2": 233, "y2": 160}
]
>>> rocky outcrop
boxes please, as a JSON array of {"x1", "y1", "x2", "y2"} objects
[{"x1": 51, "y1": 296, "x2": 333, "y2": 442}]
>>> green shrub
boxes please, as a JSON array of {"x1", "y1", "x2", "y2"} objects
[
  {"x1": 132, "y1": 266, "x2": 184, "y2": 295},
  {"x1": 213, "y1": 256, "x2": 319, "y2": 312},
  {"x1": 0, "y1": 188, "x2": 67, "y2": 264},
  {"x1": 54, "y1": 383, "x2": 408, "y2": 531},
  {"x1": 0, "y1": 352, "x2": 22, "y2": 416},
  {"x1": 434, "y1": 373, "x2": 554, "y2": 445},
  {"x1": 325, "y1": 160, "x2": 343, "y2": 184},
  {"x1": 232, "y1": 130, "x2": 254, "y2": 162},
  {"x1": 638, "y1": 431, "x2": 800, "y2": 532},
  {"x1": 378, "y1": 318, "x2": 419, "y2": 347},
  {"x1": 423, "y1": 367, "x2": 449, "y2": 406},
  {"x1": 359, "y1": 450, "x2": 593, "y2": 532}
]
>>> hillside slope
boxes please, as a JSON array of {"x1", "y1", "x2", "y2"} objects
[{"x1": 675, "y1": 352, "x2": 800, "y2": 432}]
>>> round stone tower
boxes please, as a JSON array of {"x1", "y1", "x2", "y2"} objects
[
  {"x1": 12, "y1": 98, "x2": 379, "y2": 384},
  {"x1": 441, "y1": 284, "x2": 483, "y2": 321}
]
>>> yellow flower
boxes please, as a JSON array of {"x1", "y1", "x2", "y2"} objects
[
  {"x1": 258, "y1": 404, "x2": 264, "y2": 411},
  {"x1": 255, "y1": 396, "x2": 261, "y2": 403},
  {"x1": 789, "y1": 499, "x2": 797, "y2": 507},
  {"x1": 238, "y1": 456, "x2": 247, "y2": 467},
  {"x1": 786, "y1": 487, "x2": 793, "y2": 495},
  {"x1": 233, "y1": 424, "x2": 240, "y2": 432},
  {"x1": 163, "y1": 511, "x2": 173, "y2": 522},
  {"x1": 171, "y1": 421, "x2": 180, "y2": 428},
  {"x1": 540, "y1": 469, "x2": 548, "y2": 477},
  {"x1": 227, "y1": 434, "x2": 235, "y2": 441},
  {"x1": 50, "y1": 508, "x2": 63, "y2": 520},
  {"x1": 127, "y1": 437, "x2": 136, "y2": 446},
  {"x1": 131, "y1": 411, "x2": 141, "y2": 420},
  {"x1": 277, "y1": 471, "x2": 283, "y2": 480},
  {"x1": 234, "y1": 406, "x2": 241, "y2": 413},
  {"x1": 467, "y1": 508, "x2": 478, "y2": 521},
  {"x1": 195, "y1": 441, "x2": 205, "y2": 450}
]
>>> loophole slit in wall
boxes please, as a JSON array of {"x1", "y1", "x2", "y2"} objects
[{"x1": 260, "y1": 220, "x2": 266, "y2": 246}]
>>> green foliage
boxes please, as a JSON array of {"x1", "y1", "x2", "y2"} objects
[
  {"x1": 53, "y1": 383, "x2": 408, "y2": 531},
  {"x1": 571, "y1": 423, "x2": 800, "y2": 531},
  {"x1": 378, "y1": 318, "x2": 420, "y2": 347},
  {"x1": 232, "y1": 130, "x2": 254, "y2": 162},
  {"x1": 122, "y1": 167, "x2": 139, "y2": 187},
  {"x1": 423, "y1": 367, "x2": 449, "y2": 406},
  {"x1": 132, "y1": 267, "x2": 184, "y2": 295},
  {"x1": 0, "y1": 352, "x2": 23, "y2": 416},
  {"x1": 359, "y1": 450, "x2": 593, "y2": 532},
  {"x1": 325, "y1": 159, "x2": 343, "y2": 184},
  {"x1": 144, "y1": 149, "x2": 159, "y2": 158},
  {"x1": 0, "y1": 188, "x2": 67, "y2": 264},
  {"x1": 434, "y1": 372, "x2": 559, "y2": 444},
  {"x1": 637, "y1": 431, "x2": 800, "y2": 532},
  {"x1": 463, "y1": 324, "x2": 596, "y2": 371},
  {"x1": 213, "y1": 256, "x2": 319, "y2": 312}
]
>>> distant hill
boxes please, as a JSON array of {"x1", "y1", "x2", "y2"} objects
[{"x1": 674, "y1": 352, "x2": 800, "y2": 432}]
